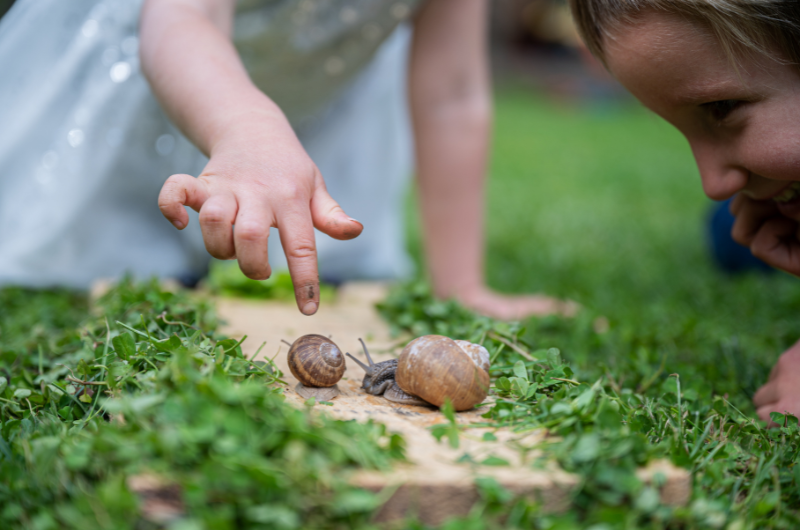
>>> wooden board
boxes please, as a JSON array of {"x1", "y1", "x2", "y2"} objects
[{"x1": 216, "y1": 282, "x2": 691, "y2": 525}]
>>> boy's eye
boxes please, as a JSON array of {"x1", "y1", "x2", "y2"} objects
[{"x1": 703, "y1": 100, "x2": 744, "y2": 122}]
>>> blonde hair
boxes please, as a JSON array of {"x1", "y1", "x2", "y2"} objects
[{"x1": 569, "y1": 0, "x2": 800, "y2": 68}]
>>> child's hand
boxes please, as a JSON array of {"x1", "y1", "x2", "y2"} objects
[
  {"x1": 457, "y1": 286, "x2": 579, "y2": 320},
  {"x1": 753, "y1": 340, "x2": 800, "y2": 425},
  {"x1": 140, "y1": 0, "x2": 363, "y2": 316},
  {"x1": 158, "y1": 118, "x2": 363, "y2": 315},
  {"x1": 730, "y1": 194, "x2": 800, "y2": 276}
]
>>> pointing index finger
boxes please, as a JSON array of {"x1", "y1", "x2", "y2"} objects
[{"x1": 277, "y1": 206, "x2": 320, "y2": 316}]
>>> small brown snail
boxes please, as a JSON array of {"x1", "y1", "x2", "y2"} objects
[
  {"x1": 396, "y1": 335, "x2": 490, "y2": 411},
  {"x1": 346, "y1": 339, "x2": 429, "y2": 406},
  {"x1": 286, "y1": 334, "x2": 346, "y2": 401}
]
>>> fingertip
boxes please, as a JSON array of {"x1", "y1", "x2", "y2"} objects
[
  {"x1": 292, "y1": 279, "x2": 320, "y2": 315},
  {"x1": 159, "y1": 174, "x2": 208, "y2": 232},
  {"x1": 730, "y1": 219, "x2": 750, "y2": 246},
  {"x1": 729, "y1": 194, "x2": 743, "y2": 215},
  {"x1": 256, "y1": 267, "x2": 273, "y2": 281},
  {"x1": 343, "y1": 217, "x2": 364, "y2": 239},
  {"x1": 755, "y1": 404, "x2": 769, "y2": 420},
  {"x1": 753, "y1": 382, "x2": 778, "y2": 408},
  {"x1": 239, "y1": 263, "x2": 272, "y2": 281},
  {"x1": 311, "y1": 186, "x2": 363, "y2": 240},
  {"x1": 323, "y1": 215, "x2": 364, "y2": 240},
  {"x1": 302, "y1": 300, "x2": 318, "y2": 316}
]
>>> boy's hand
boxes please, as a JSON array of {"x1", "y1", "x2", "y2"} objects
[
  {"x1": 753, "y1": 340, "x2": 800, "y2": 425},
  {"x1": 158, "y1": 118, "x2": 363, "y2": 315},
  {"x1": 730, "y1": 194, "x2": 800, "y2": 276}
]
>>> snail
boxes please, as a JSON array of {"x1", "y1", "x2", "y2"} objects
[
  {"x1": 346, "y1": 339, "x2": 430, "y2": 406},
  {"x1": 347, "y1": 336, "x2": 491, "y2": 411},
  {"x1": 395, "y1": 335, "x2": 490, "y2": 411},
  {"x1": 286, "y1": 334, "x2": 346, "y2": 401}
]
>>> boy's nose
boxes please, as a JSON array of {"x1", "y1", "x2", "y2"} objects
[
  {"x1": 692, "y1": 146, "x2": 749, "y2": 201},
  {"x1": 700, "y1": 168, "x2": 749, "y2": 201}
]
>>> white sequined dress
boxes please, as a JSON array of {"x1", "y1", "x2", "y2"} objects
[{"x1": 0, "y1": 0, "x2": 419, "y2": 288}]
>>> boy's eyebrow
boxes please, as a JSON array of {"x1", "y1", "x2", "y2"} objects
[{"x1": 672, "y1": 79, "x2": 747, "y2": 104}]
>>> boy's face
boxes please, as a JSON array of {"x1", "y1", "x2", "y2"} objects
[{"x1": 604, "y1": 11, "x2": 800, "y2": 222}]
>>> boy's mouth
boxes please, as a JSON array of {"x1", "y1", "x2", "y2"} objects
[{"x1": 772, "y1": 182, "x2": 800, "y2": 204}]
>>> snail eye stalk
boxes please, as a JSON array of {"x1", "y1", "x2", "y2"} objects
[
  {"x1": 346, "y1": 352, "x2": 372, "y2": 374},
  {"x1": 358, "y1": 338, "x2": 375, "y2": 366}
]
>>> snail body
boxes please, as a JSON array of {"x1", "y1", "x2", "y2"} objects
[
  {"x1": 396, "y1": 335, "x2": 490, "y2": 411},
  {"x1": 346, "y1": 340, "x2": 430, "y2": 406},
  {"x1": 287, "y1": 334, "x2": 346, "y2": 400}
]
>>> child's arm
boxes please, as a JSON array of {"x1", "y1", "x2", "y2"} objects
[
  {"x1": 410, "y1": 0, "x2": 575, "y2": 319},
  {"x1": 730, "y1": 194, "x2": 800, "y2": 276},
  {"x1": 140, "y1": 0, "x2": 363, "y2": 316}
]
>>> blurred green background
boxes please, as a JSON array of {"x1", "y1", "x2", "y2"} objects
[{"x1": 407, "y1": 86, "x2": 800, "y2": 410}]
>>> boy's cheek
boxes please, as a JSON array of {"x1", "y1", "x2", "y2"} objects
[{"x1": 737, "y1": 129, "x2": 800, "y2": 184}]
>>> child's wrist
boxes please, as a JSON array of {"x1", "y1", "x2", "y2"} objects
[{"x1": 206, "y1": 94, "x2": 291, "y2": 154}]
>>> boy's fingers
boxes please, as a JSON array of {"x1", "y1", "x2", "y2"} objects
[
  {"x1": 277, "y1": 207, "x2": 320, "y2": 316},
  {"x1": 756, "y1": 405, "x2": 780, "y2": 426},
  {"x1": 311, "y1": 185, "x2": 363, "y2": 240},
  {"x1": 750, "y1": 217, "x2": 800, "y2": 275},
  {"x1": 233, "y1": 200, "x2": 273, "y2": 280},
  {"x1": 199, "y1": 193, "x2": 238, "y2": 260},
  {"x1": 730, "y1": 199, "x2": 778, "y2": 246},
  {"x1": 729, "y1": 194, "x2": 745, "y2": 216},
  {"x1": 753, "y1": 382, "x2": 778, "y2": 408},
  {"x1": 158, "y1": 174, "x2": 210, "y2": 229}
]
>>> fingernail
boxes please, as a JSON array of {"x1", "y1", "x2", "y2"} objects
[
  {"x1": 347, "y1": 217, "x2": 362, "y2": 225},
  {"x1": 302, "y1": 301, "x2": 317, "y2": 315},
  {"x1": 172, "y1": 220, "x2": 184, "y2": 230}
]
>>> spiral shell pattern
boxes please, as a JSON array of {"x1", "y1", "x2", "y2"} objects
[
  {"x1": 395, "y1": 335, "x2": 490, "y2": 411},
  {"x1": 287, "y1": 334, "x2": 346, "y2": 388}
]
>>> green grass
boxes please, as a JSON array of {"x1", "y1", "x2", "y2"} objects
[
  {"x1": 410, "y1": 86, "x2": 800, "y2": 409},
  {"x1": 385, "y1": 87, "x2": 800, "y2": 528},
  {"x1": 0, "y1": 280, "x2": 403, "y2": 529},
  {"x1": 3, "y1": 88, "x2": 800, "y2": 529}
]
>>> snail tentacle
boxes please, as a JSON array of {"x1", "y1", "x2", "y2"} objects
[
  {"x1": 345, "y1": 352, "x2": 372, "y2": 374},
  {"x1": 358, "y1": 338, "x2": 375, "y2": 366}
]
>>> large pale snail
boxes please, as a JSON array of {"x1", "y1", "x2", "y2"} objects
[
  {"x1": 348, "y1": 335, "x2": 491, "y2": 411},
  {"x1": 286, "y1": 334, "x2": 346, "y2": 401}
]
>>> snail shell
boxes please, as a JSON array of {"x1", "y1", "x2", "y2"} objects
[
  {"x1": 346, "y1": 339, "x2": 431, "y2": 407},
  {"x1": 453, "y1": 340, "x2": 491, "y2": 373},
  {"x1": 395, "y1": 335, "x2": 490, "y2": 411},
  {"x1": 287, "y1": 334, "x2": 346, "y2": 400}
]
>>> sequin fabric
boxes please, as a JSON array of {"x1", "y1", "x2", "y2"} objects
[
  {"x1": 0, "y1": 0, "x2": 415, "y2": 288},
  {"x1": 235, "y1": 0, "x2": 421, "y2": 124}
]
